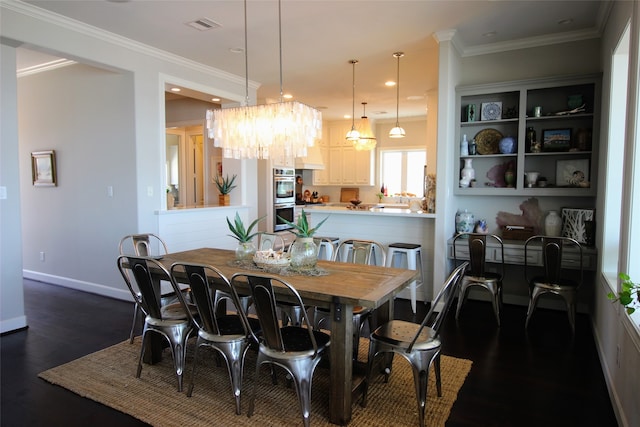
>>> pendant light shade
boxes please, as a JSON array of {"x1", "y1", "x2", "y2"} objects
[
  {"x1": 354, "y1": 102, "x2": 377, "y2": 151},
  {"x1": 389, "y1": 52, "x2": 406, "y2": 139},
  {"x1": 205, "y1": 0, "x2": 322, "y2": 159},
  {"x1": 346, "y1": 59, "x2": 360, "y2": 141}
]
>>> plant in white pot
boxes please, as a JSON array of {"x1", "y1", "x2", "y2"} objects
[
  {"x1": 278, "y1": 209, "x2": 329, "y2": 270},
  {"x1": 226, "y1": 212, "x2": 265, "y2": 261},
  {"x1": 608, "y1": 273, "x2": 640, "y2": 315}
]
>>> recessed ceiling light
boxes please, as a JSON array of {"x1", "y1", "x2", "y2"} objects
[
  {"x1": 170, "y1": 87, "x2": 181, "y2": 92},
  {"x1": 212, "y1": 98, "x2": 220, "y2": 102},
  {"x1": 385, "y1": 81, "x2": 396, "y2": 87},
  {"x1": 344, "y1": 114, "x2": 351, "y2": 119},
  {"x1": 483, "y1": 31, "x2": 497, "y2": 38},
  {"x1": 407, "y1": 95, "x2": 424, "y2": 101},
  {"x1": 229, "y1": 47, "x2": 244, "y2": 54},
  {"x1": 558, "y1": 18, "x2": 573, "y2": 25},
  {"x1": 283, "y1": 94, "x2": 293, "y2": 99}
]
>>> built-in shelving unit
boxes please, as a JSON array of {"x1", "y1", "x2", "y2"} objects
[{"x1": 455, "y1": 75, "x2": 601, "y2": 197}]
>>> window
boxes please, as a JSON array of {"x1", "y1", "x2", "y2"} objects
[{"x1": 380, "y1": 149, "x2": 426, "y2": 196}]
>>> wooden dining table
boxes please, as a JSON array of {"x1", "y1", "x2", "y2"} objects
[{"x1": 156, "y1": 247, "x2": 417, "y2": 425}]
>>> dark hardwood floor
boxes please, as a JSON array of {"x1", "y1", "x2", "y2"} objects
[{"x1": 2, "y1": 279, "x2": 617, "y2": 427}]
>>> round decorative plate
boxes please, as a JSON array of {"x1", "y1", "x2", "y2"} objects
[{"x1": 474, "y1": 128, "x2": 503, "y2": 155}]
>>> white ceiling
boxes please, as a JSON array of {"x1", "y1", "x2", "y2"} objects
[{"x1": 17, "y1": 0, "x2": 607, "y2": 121}]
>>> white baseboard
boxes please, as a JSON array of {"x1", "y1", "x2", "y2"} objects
[{"x1": 23, "y1": 270, "x2": 132, "y2": 302}]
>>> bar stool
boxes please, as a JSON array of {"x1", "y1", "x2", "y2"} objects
[
  {"x1": 385, "y1": 242, "x2": 424, "y2": 314},
  {"x1": 313, "y1": 236, "x2": 339, "y2": 260}
]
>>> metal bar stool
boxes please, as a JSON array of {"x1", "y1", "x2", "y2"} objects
[
  {"x1": 385, "y1": 242, "x2": 425, "y2": 314},
  {"x1": 313, "y1": 236, "x2": 339, "y2": 261}
]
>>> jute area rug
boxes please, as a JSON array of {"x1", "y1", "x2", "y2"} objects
[{"x1": 39, "y1": 337, "x2": 472, "y2": 427}]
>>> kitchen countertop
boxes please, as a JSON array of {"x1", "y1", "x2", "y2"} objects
[{"x1": 301, "y1": 204, "x2": 436, "y2": 218}]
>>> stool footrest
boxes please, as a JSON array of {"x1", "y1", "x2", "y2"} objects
[{"x1": 388, "y1": 243, "x2": 421, "y2": 249}]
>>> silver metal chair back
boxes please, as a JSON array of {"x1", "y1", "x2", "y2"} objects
[
  {"x1": 119, "y1": 233, "x2": 176, "y2": 343},
  {"x1": 169, "y1": 262, "x2": 258, "y2": 414},
  {"x1": 524, "y1": 235, "x2": 583, "y2": 333},
  {"x1": 362, "y1": 262, "x2": 468, "y2": 427},
  {"x1": 452, "y1": 233, "x2": 505, "y2": 325},
  {"x1": 231, "y1": 273, "x2": 330, "y2": 427},
  {"x1": 258, "y1": 232, "x2": 287, "y2": 252},
  {"x1": 334, "y1": 238, "x2": 387, "y2": 266},
  {"x1": 116, "y1": 255, "x2": 192, "y2": 392}
]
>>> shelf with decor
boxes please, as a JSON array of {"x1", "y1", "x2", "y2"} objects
[{"x1": 454, "y1": 75, "x2": 600, "y2": 197}]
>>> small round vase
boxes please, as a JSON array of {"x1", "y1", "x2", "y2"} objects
[
  {"x1": 235, "y1": 242, "x2": 256, "y2": 261},
  {"x1": 289, "y1": 237, "x2": 318, "y2": 270},
  {"x1": 455, "y1": 210, "x2": 475, "y2": 234},
  {"x1": 499, "y1": 136, "x2": 516, "y2": 154},
  {"x1": 544, "y1": 211, "x2": 562, "y2": 237}
]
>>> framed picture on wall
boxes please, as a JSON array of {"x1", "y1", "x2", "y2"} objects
[
  {"x1": 31, "y1": 150, "x2": 57, "y2": 187},
  {"x1": 555, "y1": 159, "x2": 590, "y2": 187}
]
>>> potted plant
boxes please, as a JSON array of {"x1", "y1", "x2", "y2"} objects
[
  {"x1": 226, "y1": 212, "x2": 265, "y2": 260},
  {"x1": 608, "y1": 273, "x2": 640, "y2": 315},
  {"x1": 278, "y1": 209, "x2": 329, "y2": 270},
  {"x1": 214, "y1": 174, "x2": 237, "y2": 206}
]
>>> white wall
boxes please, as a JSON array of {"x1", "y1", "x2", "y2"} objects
[{"x1": 0, "y1": 2, "x2": 253, "y2": 331}]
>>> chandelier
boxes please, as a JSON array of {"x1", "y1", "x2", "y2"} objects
[
  {"x1": 205, "y1": 0, "x2": 322, "y2": 159},
  {"x1": 389, "y1": 52, "x2": 406, "y2": 138},
  {"x1": 345, "y1": 60, "x2": 360, "y2": 141},
  {"x1": 353, "y1": 102, "x2": 376, "y2": 151}
]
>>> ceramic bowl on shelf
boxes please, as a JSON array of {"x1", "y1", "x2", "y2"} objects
[{"x1": 350, "y1": 199, "x2": 362, "y2": 206}]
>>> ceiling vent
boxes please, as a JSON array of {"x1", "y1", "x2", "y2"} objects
[{"x1": 185, "y1": 18, "x2": 222, "y2": 31}]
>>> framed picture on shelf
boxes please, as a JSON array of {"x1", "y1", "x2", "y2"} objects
[
  {"x1": 555, "y1": 159, "x2": 590, "y2": 187},
  {"x1": 31, "y1": 150, "x2": 57, "y2": 187},
  {"x1": 480, "y1": 102, "x2": 502, "y2": 121},
  {"x1": 561, "y1": 208, "x2": 595, "y2": 244},
  {"x1": 542, "y1": 128, "x2": 571, "y2": 152}
]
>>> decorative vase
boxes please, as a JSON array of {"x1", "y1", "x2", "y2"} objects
[
  {"x1": 455, "y1": 210, "x2": 475, "y2": 234},
  {"x1": 544, "y1": 210, "x2": 562, "y2": 237},
  {"x1": 235, "y1": 241, "x2": 256, "y2": 261},
  {"x1": 289, "y1": 237, "x2": 318, "y2": 270},
  {"x1": 219, "y1": 194, "x2": 230, "y2": 206},
  {"x1": 499, "y1": 136, "x2": 516, "y2": 154},
  {"x1": 504, "y1": 164, "x2": 516, "y2": 188},
  {"x1": 460, "y1": 159, "x2": 475, "y2": 187}
]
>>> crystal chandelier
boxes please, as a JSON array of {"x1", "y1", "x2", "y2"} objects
[
  {"x1": 389, "y1": 52, "x2": 406, "y2": 138},
  {"x1": 353, "y1": 102, "x2": 376, "y2": 151},
  {"x1": 345, "y1": 60, "x2": 360, "y2": 141},
  {"x1": 205, "y1": 0, "x2": 322, "y2": 159}
]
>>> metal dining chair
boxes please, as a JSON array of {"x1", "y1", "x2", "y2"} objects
[
  {"x1": 361, "y1": 262, "x2": 468, "y2": 427},
  {"x1": 313, "y1": 239, "x2": 386, "y2": 360},
  {"x1": 524, "y1": 235, "x2": 583, "y2": 333},
  {"x1": 118, "y1": 233, "x2": 189, "y2": 343},
  {"x1": 116, "y1": 255, "x2": 194, "y2": 392},
  {"x1": 231, "y1": 272, "x2": 330, "y2": 427},
  {"x1": 452, "y1": 233, "x2": 505, "y2": 326},
  {"x1": 169, "y1": 262, "x2": 260, "y2": 414}
]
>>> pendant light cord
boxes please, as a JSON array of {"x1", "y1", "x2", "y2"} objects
[
  {"x1": 244, "y1": 0, "x2": 249, "y2": 106},
  {"x1": 394, "y1": 52, "x2": 402, "y2": 126},
  {"x1": 278, "y1": 0, "x2": 284, "y2": 102}
]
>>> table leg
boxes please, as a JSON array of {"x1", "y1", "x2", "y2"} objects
[{"x1": 329, "y1": 301, "x2": 354, "y2": 425}]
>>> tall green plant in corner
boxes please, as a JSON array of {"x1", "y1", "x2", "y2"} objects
[{"x1": 608, "y1": 273, "x2": 640, "y2": 315}]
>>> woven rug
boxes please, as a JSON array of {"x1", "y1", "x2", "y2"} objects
[{"x1": 39, "y1": 337, "x2": 472, "y2": 426}]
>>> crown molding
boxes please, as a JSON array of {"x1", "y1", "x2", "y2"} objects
[{"x1": 2, "y1": 0, "x2": 259, "y2": 90}]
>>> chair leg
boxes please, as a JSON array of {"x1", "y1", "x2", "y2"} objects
[
  {"x1": 411, "y1": 366, "x2": 429, "y2": 427},
  {"x1": 455, "y1": 285, "x2": 467, "y2": 320},
  {"x1": 187, "y1": 343, "x2": 201, "y2": 397},
  {"x1": 434, "y1": 353, "x2": 442, "y2": 397},
  {"x1": 491, "y1": 284, "x2": 502, "y2": 327},
  {"x1": 129, "y1": 303, "x2": 139, "y2": 344},
  {"x1": 525, "y1": 288, "x2": 542, "y2": 328}
]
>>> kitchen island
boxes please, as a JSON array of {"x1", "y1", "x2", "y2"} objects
[{"x1": 301, "y1": 205, "x2": 436, "y2": 302}]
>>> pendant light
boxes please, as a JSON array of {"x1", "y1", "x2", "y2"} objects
[
  {"x1": 354, "y1": 102, "x2": 377, "y2": 151},
  {"x1": 389, "y1": 52, "x2": 406, "y2": 138},
  {"x1": 205, "y1": 0, "x2": 322, "y2": 159},
  {"x1": 345, "y1": 59, "x2": 360, "y2": 141}
]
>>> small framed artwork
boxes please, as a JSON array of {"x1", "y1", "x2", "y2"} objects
[
  {"x1": 555, "y1": 159, "x2": 590, "y2": 187},
  {"x1": 465, "y1": 104, "x2": 476, "y2": 122},
  {"x1": 561, "y1": 208, "x2": 595, "y2": 244},
  {"x1": 480, "y1": 102, "x2": 502, "y2": 121},
  {"x1": 542, "y1": 128, "x2": 571, "y2": 152},
  {"x1": 31, "y1": 150, "x2": 57, "y2": 187}
]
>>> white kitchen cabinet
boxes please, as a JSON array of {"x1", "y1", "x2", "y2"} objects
[{"x1": 314, "y1": 121, "x2": 374, "y2": 185}]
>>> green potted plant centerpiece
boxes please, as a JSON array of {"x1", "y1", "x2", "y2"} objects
[
  {"x1": 608, "y1": 273, "x2": 640, "y2": 315},
  {"x1": 278, "y1": 209, "x2": 329, "y2": 270},
  {"x1": 214, "y1": 174, "x2": 237, "y2": 206},
  {"x1": 226, "y1": 212, "x2": 265, "y2": 260}
]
